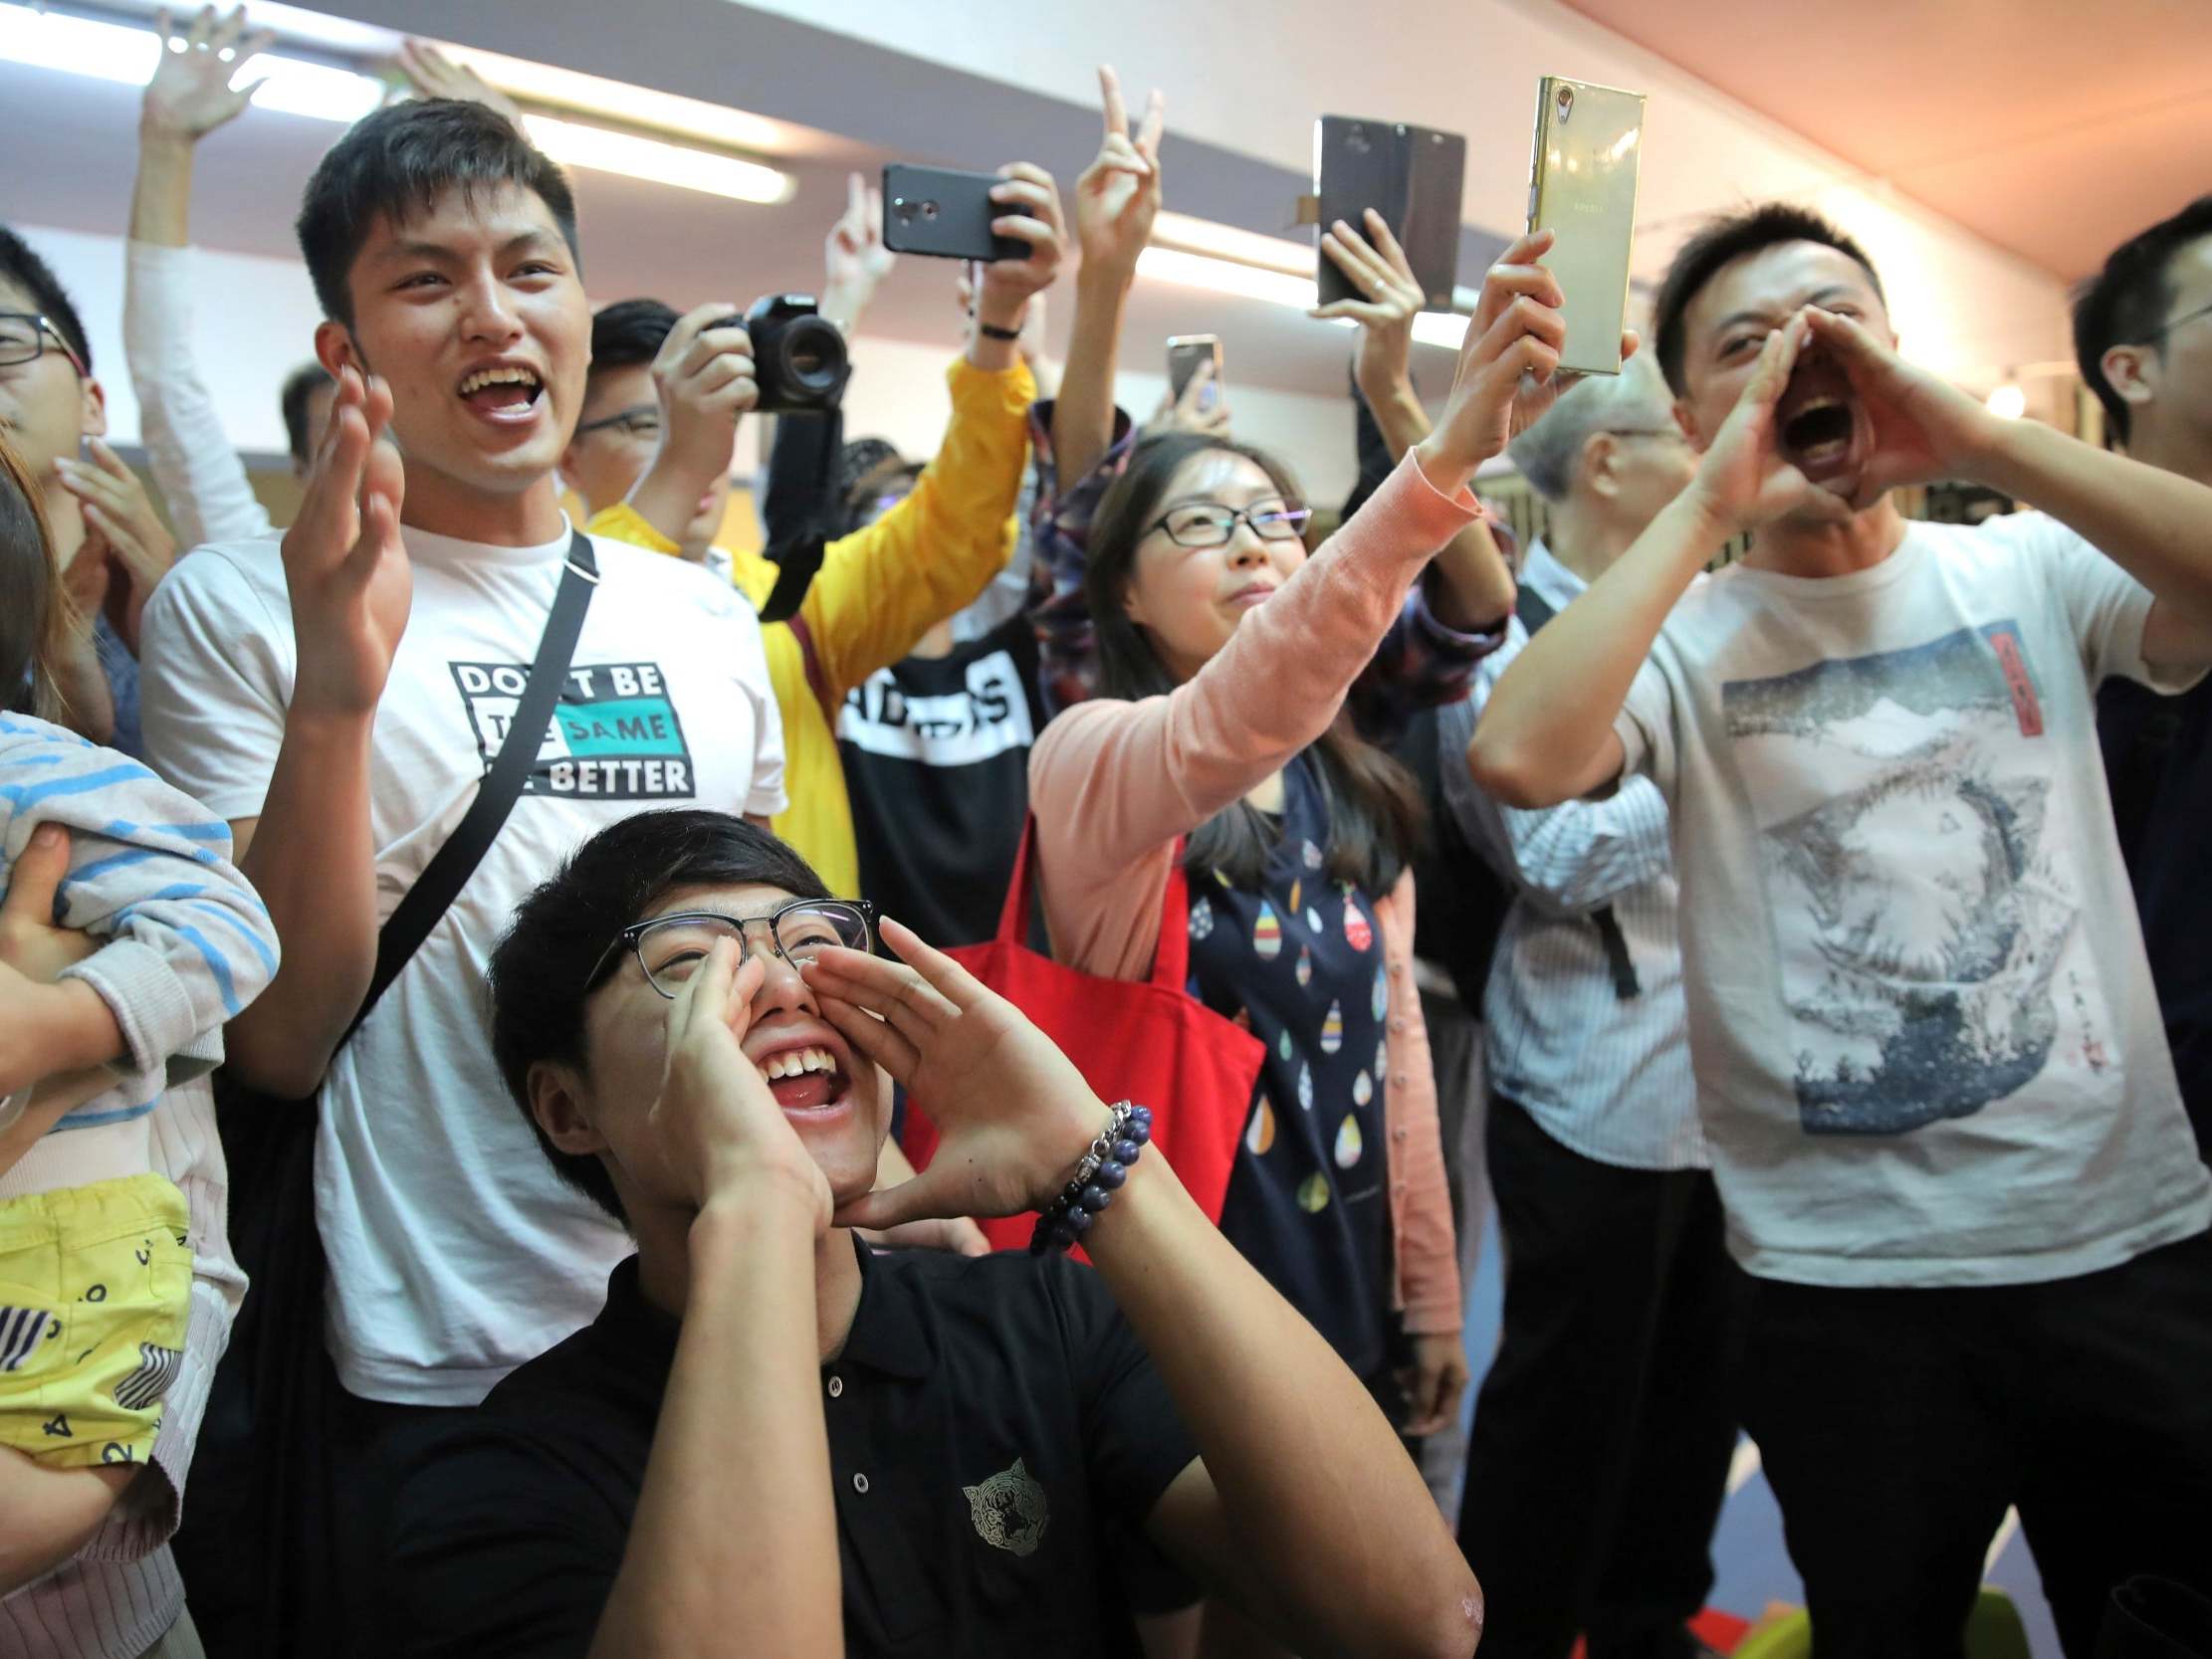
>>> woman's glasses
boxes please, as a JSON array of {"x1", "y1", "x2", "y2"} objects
[{"x1": 1143, "y1": 501, "x2": 1314, "y2": 549}]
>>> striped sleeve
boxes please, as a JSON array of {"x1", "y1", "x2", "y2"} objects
[{"x1": 1, "y1": 715, "x2": 278, "y2": 1092}]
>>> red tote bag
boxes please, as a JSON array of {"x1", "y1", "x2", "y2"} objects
[{"x1": 901, "y1": 818, "x2": 1264, "y2": 1252}]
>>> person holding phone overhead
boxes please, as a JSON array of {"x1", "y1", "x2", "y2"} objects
[{"x1": 1026, "y1": 68, "x2": 1572, "y2": 1641}]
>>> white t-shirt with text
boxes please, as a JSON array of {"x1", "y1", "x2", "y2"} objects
[
  {"x1": 140, "y1": 520, "x2": 785, "y2": 1404},
  {"x1": 1616, "y1": 510, "x2": 2212, "y2": 1289}
]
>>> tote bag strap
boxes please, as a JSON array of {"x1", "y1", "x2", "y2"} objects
[{"x1": 994, "y1": 817, "x2": 1193, "y2": 993}]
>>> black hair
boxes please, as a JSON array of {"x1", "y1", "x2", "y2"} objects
[
  {"x1": 1084, "y1": 431, "x2": 1424, "y2": 894},
  {"x1": 279, "y1": 362, "x2": 333, "y2": 466},
  {"x1": 0, "y1": 433, "x2": 72, "y2": 723},
  {"x1": 295, "y1": 99, "x2": 580, "y2": 328},
  {"x1": 2072, "y1": 196, "x2": 2212, "y2": 446},
  {"x1": 1652, "y1": 203, "x2": 1885, "y2": 397},
  {"x1": 488, "y1": 810, "x2": 832, "y2": 1225},
  {"x1": 0, "y1": 225, "x2": 92, "y2": 374},
  {"x1": 841, "y1": 457, "x2": 925, "y2": 534},
  {"x1": 587, "y1": 297, "x2": 681, "y2": 380}
]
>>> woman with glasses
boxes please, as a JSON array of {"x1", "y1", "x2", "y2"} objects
[{"x1": 1027, "y1": 120, "x2": 1578, "y2": 1540}]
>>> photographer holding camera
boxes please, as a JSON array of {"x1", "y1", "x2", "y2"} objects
[{"x1": 566, "y1": 165, "x2": 1060, "y2": 901}]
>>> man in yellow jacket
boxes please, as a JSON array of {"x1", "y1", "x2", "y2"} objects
[{"x1": 561, "y1": 165, "x2": 1064, "y2": 895}]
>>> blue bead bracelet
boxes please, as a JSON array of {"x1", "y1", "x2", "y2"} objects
[{"x1": 1030, "y1": 1102, "x2": 1154, "y2": 1254}]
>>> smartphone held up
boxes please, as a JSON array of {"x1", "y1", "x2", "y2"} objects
[
  {"x1": 881, "y1": 163, "x2": 1027, "y2": 263},
  {"x1": 1525, "y1": 76, "x2": 1646, "y2": 377}
]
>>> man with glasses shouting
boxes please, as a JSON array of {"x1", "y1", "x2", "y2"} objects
[
  {"x1": 378, "y1": 807, "x2": 1483, "y2": 1658},
  {"x1": 0, "y1": 228, "x2": 180, "y2": 752},
  {"x1": 2079, "y1": 197, "x2": 2212, "y2": 1158}
]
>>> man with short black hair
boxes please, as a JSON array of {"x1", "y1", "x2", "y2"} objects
[
  {"x1": 2075, "y1": 196, "x2": 2212, "y2": 1152},
  {"x1": 136, "y1": 100, "x2": 784, "y2": 1637},
  {"x1": 382, "y1": 808, "x2": 1483, "y2": 1658},
  {"x1": 1469, "y1": 202, "x2": 2212, "y2": 1654}
]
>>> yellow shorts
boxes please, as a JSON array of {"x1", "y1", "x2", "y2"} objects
[{"x1": 0, "y1": 1173, "x2": 192, "y2": 1471}]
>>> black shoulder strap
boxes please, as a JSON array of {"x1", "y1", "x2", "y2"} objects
[
  {"x1": 1515, "y1": 582, "x2": 1557, "y2": 635},
  {"x1": 339, "y1": 528, "x2": 599, "y2": 1045},
  {"x1": 1511, "y1": 576, "x2": 1641, "y2": 1000}
]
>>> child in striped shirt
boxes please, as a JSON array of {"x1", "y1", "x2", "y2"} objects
[{"x1": 0, "y1": 435, "x2": 278, "y2": 1595}]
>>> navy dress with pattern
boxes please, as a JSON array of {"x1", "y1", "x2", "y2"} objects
[{"x1": 1184, "y1": 751, "x2": 1394, "y2": 1381}]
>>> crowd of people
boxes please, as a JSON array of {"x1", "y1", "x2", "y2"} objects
[{"x1": 3, "y1": 9, "x2": 2211, "y2": 1659}]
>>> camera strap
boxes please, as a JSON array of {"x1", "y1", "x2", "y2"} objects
[{"x1": 758, "y1": 406, "x2": 843, "y2": 626}]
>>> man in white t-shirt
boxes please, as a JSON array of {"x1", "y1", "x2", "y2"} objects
[
  {"x1": 1466, "y1": 205, "x2": 2212, "y2": 1657},
  {"x1": 135, "y1": 98, "x2": 783, "y2": 1637}
]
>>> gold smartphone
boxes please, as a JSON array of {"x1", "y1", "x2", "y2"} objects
[{"x1": 1526, "y1": 76, "x2": 1646, "y2": 376}]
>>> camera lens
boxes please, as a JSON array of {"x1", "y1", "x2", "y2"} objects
[
  {"x1": 1556, "y1": 86, "x2": 1575, "y2": 121},
  {"x1": 893, "y1": 197, "x2": 917, "y2": 222},
  {"x1": 922, "y1": 200, "x2": 940, "y2": 220}
]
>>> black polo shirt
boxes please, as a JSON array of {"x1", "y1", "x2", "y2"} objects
[{"x1": 381, "y1": 1240, "x2": 1201, "y2": 1658}]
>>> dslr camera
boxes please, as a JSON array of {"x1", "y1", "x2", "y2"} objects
[{"x1": 738, "y1": 294, "x2": 850, "y2": 415}]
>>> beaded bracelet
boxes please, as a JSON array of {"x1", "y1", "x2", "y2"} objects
[{"x1": 1029, "y1": 1101, "x2": 1154, "y2": 1255}]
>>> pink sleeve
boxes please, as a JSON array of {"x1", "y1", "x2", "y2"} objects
[
  {"x1": 1030, "y1": 450, "x2": 1481, "y2": 980},
  {"x1": 1376, "y1": 872, "x2": 1462, "y2": 1336}
]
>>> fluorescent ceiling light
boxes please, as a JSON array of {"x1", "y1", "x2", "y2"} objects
[
  {"x1": 1136, "y1": 239, "x2": 1471, "y2": 352},
  {"x1": 444, "y1": 44, "x2": 811, "y2": 158},
  {"x1": 522, "y1": 113, "x2": 792, "y2": 204},
  {"x1": 0, "y1": 1, "x2": 377, "y2": 118},
  {"x1": 0, "y1": 3, "x2": 792, "y2": 205},
  {"x1": 1151, "y1": 211, "x2": 1312, "y2": 278}
]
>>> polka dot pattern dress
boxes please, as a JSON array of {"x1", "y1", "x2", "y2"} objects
[{"x1": 1184, "y1": 753, "x2": 1393, "y2": 1380}]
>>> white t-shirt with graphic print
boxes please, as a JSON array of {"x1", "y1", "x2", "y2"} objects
[
  {"x1": 1616, "y1": 509, "x2": 2212, "y2": 1290},
  {"x1": 140, "y1": 519, "x2": 784, "y2": 1405}
]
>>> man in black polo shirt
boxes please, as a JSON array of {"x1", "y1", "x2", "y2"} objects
[{"x1": 382, "y1": 809, "x2": 1480, "y2": 1658}]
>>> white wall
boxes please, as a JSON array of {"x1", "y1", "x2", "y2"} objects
[
  {"x1": 23, "y1": 223, "x2": 1367, "y2": 502},
  {"x1": 731, "y1": 0, "x2": 2075, "y2": 388}
]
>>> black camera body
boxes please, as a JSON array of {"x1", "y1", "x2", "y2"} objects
[{"x1": 740, "y1": 294, "x2": 850, "y2": 415}]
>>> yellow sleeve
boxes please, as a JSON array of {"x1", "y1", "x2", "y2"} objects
[
  {"x1": 799, "y1": 357, "x2": 1036, "y2": 703},
  {"x1": 587, "y1": 501, "x2": 779, "y2": 610}
]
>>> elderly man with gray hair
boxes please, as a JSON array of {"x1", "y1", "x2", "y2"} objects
[{"x1": 1443, "y1": 355, "x2": 1739, "y2": 1659}]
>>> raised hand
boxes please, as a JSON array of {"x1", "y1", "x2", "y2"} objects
[
  {"x1": 649, "y1": 303, "x2": 758, "y2": 487},
  {"x1": 140, "y1": 6, "x2": 275, "y2": 143},
  {"x1": 53, "y1": 439, "x2": 176, "y2": 656},
  {"x1": 1413, "y1": 229, "x2": 1571, "y2": 493},
  {"x1": 1073, "y1": 65, "x2": 1165, "y2": 280},
  {"x1": 1801, "y1": 306, "x2": 1997, "y2": 510},
  {"x1": 391, "y1": 38, "x2": 525, "y2": 126},
  {"x1": 1146, "y1": 356, "x2": 1230, "y2": 438},
  {"x1": 282, "y1": 366, "x2": 412, "y2": 719},
  {"x1": 1684, "y1": 311, "x2": 1852, "y2": 534},
  {"x1": 820, "y1": 170, "x2": 896, "y2": 331},
  {"x1": 652, "y1": 944, "x2": 833, "y2": 1228},
  {"x1": 979, "y1": 162, "x2": 1068, "y2": 321},
  {"x1": 799, "y1": 919, "x2": 1103, "y2": 1230},
  {"x1": 1312, "y1": 209, "x2": 1425, "y2": 405}
]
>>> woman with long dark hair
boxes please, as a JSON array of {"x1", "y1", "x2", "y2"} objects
[{"x1": 1028, "y1": 119, "x2": 1581, "y2": 1499}]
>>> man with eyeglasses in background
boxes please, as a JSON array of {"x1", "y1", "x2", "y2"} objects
[
  {"x1": 2078, "y1": 196, "x2": 2212, "y2": 1158},
  {"x1": 1437, "y1": 356, "x2": 1736, "y2": 1659},
  {"x1": 0, "y1": 228, "x2": 182, "y2": 753}
]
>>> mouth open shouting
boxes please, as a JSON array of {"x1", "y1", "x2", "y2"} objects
[
  {"x1": 458, "y1": 360, "x2": 546, "y2": 429},
  {"x1": 750, "y1": 1034, "x2": 857, "y2": 1123},
  {"x1": 1776, "y1": 344, "x2": 1868, "y2": 494}
]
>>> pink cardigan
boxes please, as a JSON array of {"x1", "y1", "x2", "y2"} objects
[{"x1": 1027, "y1": 450, "x2": 1478, "y2": 1336}]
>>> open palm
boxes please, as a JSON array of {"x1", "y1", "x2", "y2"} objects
[
  {"x1": 141, "y1": 7, "x2": 274, "y2": 140},
  {"x1": 800, "y1": 921, "x2": 1103, "y2": 1226}
]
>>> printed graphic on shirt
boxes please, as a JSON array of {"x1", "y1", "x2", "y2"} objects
[
  {"x1": 1723, "y1": 621, "x2": 2111, "y2": 1136},
  {"x1": 840, "y1": 649, "x2": 1035, "y2": 764},
  {"x1": 964, "y1": 1457, "x2": 1049, "y2": 1556},
  {"x1": 452, "y1": 660, "x2": 699, "y2": 800}
]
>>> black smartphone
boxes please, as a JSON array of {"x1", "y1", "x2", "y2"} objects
[
  {"x1": 881, "y1": 164, "x2": 1025, "y2": 263},
  {"x1": 1314, "y1": 116, "x2": 1400, "y2": 308},
  {"x1": 1312, "y1": 116, "x2": 1465, "y2": 311}
]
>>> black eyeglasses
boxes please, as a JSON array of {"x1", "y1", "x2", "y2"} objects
[
  {"x1": 573, "y1": 404, "x2": 661, "y2": 440},
  {"x1": 1142, "y1": 501, "x2": 1314, "y2": 549},
  {"x1": 585, "y1": 898, "x2": 877, "y2": 999},
  {"x1": 0, "y1": 311, "x2": 88, "y2": 377},
  {"x1": 2134, "y1": 298, "x2": 2212, "y2": 345}
]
